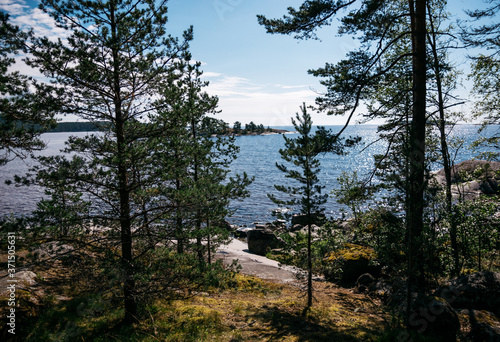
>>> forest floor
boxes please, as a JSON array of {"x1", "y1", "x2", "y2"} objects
[{"x1": 0, "y1": 238, "x2": 395, "y2": 341}]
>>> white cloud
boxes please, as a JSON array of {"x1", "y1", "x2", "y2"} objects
[
  {"x1": 2, "y1": 0, "x2": 68, "y2": 41},
  {"x1": 275, "y1": 84, "x2": 309, "y2": 89},
  {"x1": 206, "y1": 75, "x2": 256, "y2": 97},
  {"x1": 201, "y1": 71, "x2": 345, "y2": 126},
  {"x1": 13, "y1": 7, "x2": 68, "y2": 40},
  {"x1": 8, "y1": 54, "x2": 44, "y2": 78},
  {"x1": 0, "y1": 0, "x2": 28, "y2": 16},
  {"x1": 201, "y1": 71, "x2": 223, "y2": 78}
]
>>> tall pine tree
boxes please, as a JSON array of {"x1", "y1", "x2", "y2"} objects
[
  {"x1": 269, "y1": 103, "x2": 354, "y2": 309},
  {"x1": 258, "y1": 0, "x2": 428, "y2": 318},
  {"x1": 0, "y1": 11, "x2": 58, "y2": 165},
  {"x1": 26, "y1": 0, "x2": 193, "y2": 322}
]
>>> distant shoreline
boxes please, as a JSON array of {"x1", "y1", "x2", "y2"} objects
[
  {"x1": 49, "y1": 121, "x2": 105, "y2": 132},
  {"x1": 50, "y1": 121, "x2": 295, "y2": 135},
  {"x1": 220, "y1": 128, "x2": 293, "y2": 137}
]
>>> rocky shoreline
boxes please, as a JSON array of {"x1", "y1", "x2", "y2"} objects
[{"x1": 430, "y1": 159, "x2": 500, "y2": 200}]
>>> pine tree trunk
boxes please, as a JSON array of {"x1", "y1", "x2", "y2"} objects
[
  {"x1": 307, "y1": 219, "x2": 313, "y2": 308},
  {"x1": 207, "y1": 219, "x2": 212, "y2": 265},
  {"x1": 111, "y1": 5, "x2": 137, "y2": 323},
  {"x1": 117, "y1": 120, "x2": 137, "y2": 324},
  {"x1": 176, "y1": 211, "x2": 184, "y2": 254},
  {"x1": 428, "y1": 6, "x2": 460, "y2": 277},
  {"x1": 407, "y1": 0, "x2": 427, "y2": 325},
  {"x1": 306, "y1": 156, "x2": 313, "y2": 309}
]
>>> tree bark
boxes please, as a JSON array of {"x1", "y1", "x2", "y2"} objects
[
  {"x1": 407, "y1": 0, "x2": 427, "y2": 325},
  {"x1": 111, "y1": 3, "x2": 137, "y2": 323},
  {"x1": 427, "y1": 10, "x2": 460, "y2": 277},
  {"x1": 306, "y1": 153, "x2": 313, "y2": 309}
]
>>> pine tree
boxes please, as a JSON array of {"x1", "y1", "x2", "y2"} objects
[
  {"x1": 462, "y1": 0, "x2": 500, "y2": 156},
  {"x1": 0, "y1": 12, "x2": 58, "y2": 165},
  {"x1": 153, "y1": 58, "x2": 253, "y2": 267},
  {"x1": 258, "y1": 0, "x2": 429, "y2": 317},
  {"x1": 269, "y1": 103, "x2": 355, "y2": 309},
  {"x1": 25, "y1": 0, "x2": 193, "y2": 323}
]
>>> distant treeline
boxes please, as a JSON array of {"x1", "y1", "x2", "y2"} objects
[
  {"x1": 49, "y1": 121, "x2": 111, "y2": 132},
  {"x1": 229, "y1": 121, "x2": 288, "y2": 135},
  {"x1": 48, "y1": 120, "x2": 287, "y2": 135}
]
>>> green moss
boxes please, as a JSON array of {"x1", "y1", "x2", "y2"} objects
[
  {"x1": 325, "y1": 243, "x2": 377, "y2": 262},
  {"x1": 475, "y1": 310, "x2": 500, "y2": 327}
]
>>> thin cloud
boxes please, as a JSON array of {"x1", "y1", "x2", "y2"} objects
[
  {"x1": 0, "y1": 0, "x2": 28, "y2": 16},
  {"x1": 275, "y1": 84, "x2": 309, "y2": 89},
  {"x1": 3, "y1": 0, "x2": 68, "y2": 40},
  {"x1": 201, "y1": 71, "x2": 322, "y2": 125},
  {"x1": 201, "y1": 71, "x2": 223, "y2": 78}
]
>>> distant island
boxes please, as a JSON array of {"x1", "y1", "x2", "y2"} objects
[
  {"x1": 226, "y1": 121, "x2": 289, "y2": 136},
  {"x1": 49, "y1": 120, "x2": 290, "y2": 135},
  {"x1": 49, "y1": 121, "x2": 109, "y2": 132}
]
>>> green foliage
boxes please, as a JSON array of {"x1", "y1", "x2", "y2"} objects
[
  {"x1": 326, "y1": 243, "x2": 376, "y2": 263},
  {"x1": 465, "y1": 3, "x2": 500, "y2": 157},
  {"x1": 152, "y1": 57, "x2": 252, "y2": 261},
  {"x1": 454, "y1": 196, "x2": 500, "y2": 273},
  {"x1": 269, "y1": 103, "x2": 340, "y2": 307},
  {"x1": 0, "y1": 12, "x2": 58, "y2": 165},
  {"x1": 132, "y1": 247, "x2": 242, "y2": 301},
  {"x1": 19, "y1": 0, "x2": 251, "y2": 323},
  {"x1": 357, "y1": 208, "x2": 405, "y2": 268},
  {"x1": 232, "y1": 121, "x2": 241, "y2": 133},
  {"x1": 266, "y1": 221, "x2": 348, "y2": 276},
  {"x1": 268, "y1": 103, "x2": 353, "y2": 216},
  {"x1": 332, "y1": 170, "x2": 373, "y2": 223}
]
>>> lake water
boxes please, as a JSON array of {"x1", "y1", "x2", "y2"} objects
[{"x1": 0, "y1": 124, "x2": 496, "y2": 225}]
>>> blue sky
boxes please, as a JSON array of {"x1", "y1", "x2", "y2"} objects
[{"x1": 1, "y1": 0, "x2": 477, "y2": 126}]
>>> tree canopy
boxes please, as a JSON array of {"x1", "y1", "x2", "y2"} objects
[{"x1": 0, "y1": 11, "x2": 58, "y2": 166}]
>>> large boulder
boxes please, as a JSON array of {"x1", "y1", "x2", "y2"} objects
[
  {"x1": 247, "y1": 229, "x2": 280, "y2": 256},
  {"x1": 459, "y1": 309, "x2": 500, "y2": 342},
  {"x1": 323, "y1": 243, "x2": 379, "y2": 284},
  {"x1": 436, "y1": 160, "x2": 500, "y2": 182},
  {"x1": 214, "y1": 219, "x2": 232, "y2": 231},
  {"x1": 31, "y1": 241, "x2": 75, "y2": 261},
  {"x1": 356, "y1": 273, "x2": 376, "y2": 293},
  {"x1": 0, "y1": 271, "x2": 38, "y2": 296},
  {"x1": 234, "y1": 227, "x2": 253, "y2": 238},
  {"x1": 432, "y1": 160, "x2": 500, "y2": 199},
  {"x1": 435, "y1": 271, "x2": 500, "y2": 317},
  {"x1": 291, "y1": 213, "x2": 326, "y2": 226},
  {"x1": 408, "y1": 295, "x2": 460, "y2": 342},
  {"x1": 288, "y1": 224, "x2": 320, "y2": 240}
]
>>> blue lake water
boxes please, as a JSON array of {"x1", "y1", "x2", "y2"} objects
[{"x1": 0, "y1": 124, "x2": 497, "y2": 225}]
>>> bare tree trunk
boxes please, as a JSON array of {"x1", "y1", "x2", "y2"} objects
[
  {"x1": 111, "y1": 4, "x2": 137, "y2": 323},
  {"x1": 207, "y1": 218, "x2": 212, "y2": 265},
  {"x1": 306, "y1": 158, "x2": 313, "y2": 309},
  {"x1": 307, "y1": 219, "x2": 313, "y2": 308},
  {"x1": 427, "y1": 9, "x2": 460, "y2": 277},
  {"x1": 407, "y1": 0, "x2": 427, "y2": 327}
]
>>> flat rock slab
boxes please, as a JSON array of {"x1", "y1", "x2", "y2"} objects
[{"x1": 216, "y1": 238, "x2": 305, "y2": 285}]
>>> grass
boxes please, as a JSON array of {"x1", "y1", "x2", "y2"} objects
[
  {"x1": 2, "y1": 257, "x2": 390, "y2": 342},
  {"x1": 1, "y1": 242, "x2": 487, "y2": 342}
]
